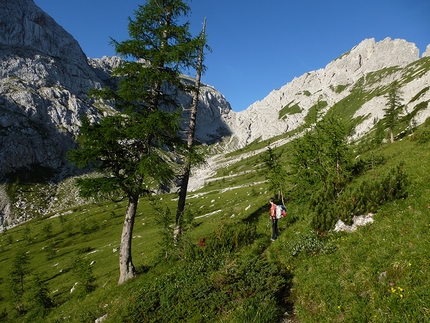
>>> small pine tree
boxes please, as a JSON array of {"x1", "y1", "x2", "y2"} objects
[
  {"x1": 153, "y1": 203, "x2": 176, "y2": 261},
  {"x1": 9, "y1": 249, "x2": 30, "y2": 314},
  {"x1": 383, "y1": 81, "x2": 403, "y2": 143},
  {"x1": 26, "y1": 274, "x2": 53, "y2": 318},
  {"x1": 22, "y1": 226, "x2": 31, "y2": 245},
  {"x1": 42, "y1": 223, "x2": 52, "y2": 239},
  {"x1": 373, "y1": 120, "x2": 386, "y2": 148},
  {"x1": 259, "y1": 145, "x2": 288, "y2": 205},
  {"x1": 72, "y1": 256, "x2": 96, "y2": 297}
]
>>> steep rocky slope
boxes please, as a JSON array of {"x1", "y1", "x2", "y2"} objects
[
  {"x1": 225, "y1": 38, "x2": 430, "y2": 148},
  {"x1": 0, "y1": 0, "x2": 231, "y2": 225},
  {"x1": 0, "y1": 0, "x2": 105, "y2": 176},
  {"x1": 0, "y1": 0, "x2": 232, "y2": 179}
]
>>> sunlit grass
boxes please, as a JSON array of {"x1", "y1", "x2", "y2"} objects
[{"x1": 1, "y1": 121, "x2": 430, "y2": 322}]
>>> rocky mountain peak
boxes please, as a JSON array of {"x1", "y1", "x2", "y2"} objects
[
  {"x1": 324, "y1": 37, "x2": 419, "y2": 85},
  {"x1": 423, "y1": 44, "x2": 430, "y2": 58},
  {"x1": 0, "y1": 0, "x2": 232, "y2": 179},
  {"x1": 0, "y1": 0, "x2": 88, "y2": 67},
  {"x1": 224, "y1": 38, "x2": 429, "y2": 148}
]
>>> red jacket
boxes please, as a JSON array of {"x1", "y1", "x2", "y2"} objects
[{"x1": 270, "y1": 203, "x2": 276, "y2": 219}]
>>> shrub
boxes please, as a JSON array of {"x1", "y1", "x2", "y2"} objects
[
  {"x1": 284, "y1": 230, "x2": 336, "y2": 258},
  {"x1": 71, "y1": 256, "x2": 96, "y2": 297},
  {"x1": 111, "y1": 223, "x2": 288, "y2": 323},
  {"x1": 310, "y1": 163, "x2": 409, "y2": 230},
  {"x1": 410, "y1": 128, "x2": 430, "y2": 144},
  {"x1": 80, "y1": 219, "x2": 99, "y2": 235},
  {"x1": 229, "y1": 295, "x2": 279, "y2": 323},
  {"x1": 180, "y1": 222, "x2": 257, "y2": 263}
]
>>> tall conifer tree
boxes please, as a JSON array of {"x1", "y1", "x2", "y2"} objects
[
  {"x1": 383, "y1": 81, "x2": 403, "y2": 143},
  {"x1": 68, "y1": 0, "x2": 204, "y2": 284}
]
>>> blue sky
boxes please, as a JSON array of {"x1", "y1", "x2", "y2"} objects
[{"x1": 34, "y1": 0, "x2": 430, "y2": 112}]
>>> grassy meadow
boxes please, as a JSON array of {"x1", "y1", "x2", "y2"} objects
[{"x1": 1, "y1": 119, "x2": 430, "y2": 322}]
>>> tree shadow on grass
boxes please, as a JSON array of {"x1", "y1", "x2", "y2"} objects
[{"x1": 241, "y1": 204, "x2": 268, "y2": 224}]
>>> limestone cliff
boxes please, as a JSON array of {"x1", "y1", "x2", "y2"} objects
[
  {"x1": 225, "y1": 38, "x2": 430, "y2": 148},
  {"x1": 0, "y1": 0, "x2": 232, "y2": 179},
  {"x1": 0, "y1": 0, "x2": 232, "y2": 224}
]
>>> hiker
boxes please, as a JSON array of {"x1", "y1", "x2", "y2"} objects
[{"x1": 269, "y1": 198, "x2": 279, "y2": 241}]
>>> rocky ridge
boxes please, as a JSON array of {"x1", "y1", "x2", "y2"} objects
[{"x1": 225, "y1": 38, "x2": 430, "y2": 148}]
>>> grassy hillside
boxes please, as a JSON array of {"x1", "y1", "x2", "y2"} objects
[{"x1": 1, "y1": 119, "x2": 430, "y2": 322}]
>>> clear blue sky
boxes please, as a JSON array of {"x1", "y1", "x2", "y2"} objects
[{"x1": 34, "y1": 0, "x2": 430, "y2": 112}]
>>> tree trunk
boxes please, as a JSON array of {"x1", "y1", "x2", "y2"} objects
[
  {"x1": 390, "y1": 129, "x2": 394, "y2": 143},
  {"x1": 174, "y1": 18, "x2": 206, "y2": 241},
  {"x1": 118, "y1": 193, "x2": 138, "y2": 284}
]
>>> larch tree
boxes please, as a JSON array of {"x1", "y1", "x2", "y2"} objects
[
  {"x1": 260, "y1": 145, "x2": 288, "y2": 205},
  {"x1": 67, "y1": 0, "x2": 204, "y2": 285},
  {"x1": 383, "y1": 80, "x2": 403, "y2": 143},
  {"x1": 292, "y1": 115, "x2": 352, "y2": 199},
  {"x1": 291, "y1": 115, "x2": 353, "y2": 230}
]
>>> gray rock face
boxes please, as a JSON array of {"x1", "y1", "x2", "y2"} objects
[
  {"x1": 174, "y1": 81, "x2": 233, "y2": 143},
  {"x1": 224, "y1": 38, "x2": 430, "y2": 148},
  {"x1": 0, "y1": 0, "x2": 232, "y2": 224},
  {"x1": 0, "y1": 0, "x2": 88, "y2": 69},
  {"x1": 0, "y1": 0, "x2": 108, "y2": 179},
  {"x1": 0, "y1": 0, "x2": 232, "y2": 179},
  {"x1": 423, "y1": 45, "x2": 430, "y2": 58}
]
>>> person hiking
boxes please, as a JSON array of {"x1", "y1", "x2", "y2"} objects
[{"x1": 269, "y1": 198, "x2": 279, "y2": 241}]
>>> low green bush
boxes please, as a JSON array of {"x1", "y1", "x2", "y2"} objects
[
  {"x1": 284, "y1": 230, "x2": 337, "y2": 259},
  {"x1": 310, "y1": 163, "x2": 409, "y2": 230},
  {"x1": 109, "y1": 223, "x2": 289, "y2": 323},
  {"x1": 410, "y1": 128, "x2": 430, "y2": 144}
]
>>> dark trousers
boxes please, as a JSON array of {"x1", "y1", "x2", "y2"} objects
[{"x1": 271, "y1": 218, "x2": 279, "y2": 240}]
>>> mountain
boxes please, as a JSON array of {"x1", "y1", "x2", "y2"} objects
[
  {"x1": 0, "y1": 0, "x2": 232, "y2": 179},
  {"x1": 0, "y1": 0, "x2": 232, "y2": 226},
  {"x1": 224, "y1": 38, "x2": 430, "y2": 148},
  {"x1": 1, "y1": 0, "x2": 429, "y2": 226}
]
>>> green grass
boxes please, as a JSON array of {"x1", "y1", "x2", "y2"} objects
[
  {"x1": 304, "y1": 100, "x2": 327, "y2": 125},
  {"x1": 402, "y1": 56, "x2": 430, "y2": 83},
  {"x1": 330, "y1": 84, "x2": 350, "y2": 94},
  {"x1": 269, "y1": 131, "x2": 430, "y2": 322},
  {"x1": 279, "y1": 101, "x2": 302, "y2": 120},
  {"x1": 1, "y1": 120, "x2": 430, "y2": 322},
  {"x1": 409, "y1": 86, "x2": 429, "y2": 103}
]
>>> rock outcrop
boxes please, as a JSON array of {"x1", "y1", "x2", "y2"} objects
[
  {"x1": 423, "y1": 44, "x2": 430, "y2": 58},
  {"x1": 225, "y1": 38, "x2": 430, "y2": 148},
  {"x1": 0, "y1": 0, "x2": 106, "y2": 178},
  {"x1": 0, "y1": 0, "x2": 232, "y2": 224},
  {"x1": 0, "y1": 0, "x2": 232, "y2": 180}
]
